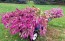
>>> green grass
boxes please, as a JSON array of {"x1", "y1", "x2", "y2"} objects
[{"x1": 0, "y1": 2, "x2": 65, "y2": 41}]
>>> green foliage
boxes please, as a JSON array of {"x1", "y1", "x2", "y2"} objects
[
  {"x1": 33, "y1": 0, "x2": 47, "y2": 5},
  {"x1": 0, "y1": 0, "x2": 28, "y2": 3},
  {"x1": 33, "y1": 0, "x2": 65, "y2": 4}
]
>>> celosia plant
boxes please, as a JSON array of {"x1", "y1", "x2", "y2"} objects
[
  {"x1": 2, "y1": 7, "x2": 63, "y2": 41},
  {"x1": 44, "y1": 8, "x2": 63, "y2": 18},
  {"x1": 44, "y1": 8, "x2": 63, "y2": 22}
]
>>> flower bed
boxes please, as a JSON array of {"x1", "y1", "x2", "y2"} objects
[{"x1": 1, "y1": 7, "x2": 63, "y2": 41}]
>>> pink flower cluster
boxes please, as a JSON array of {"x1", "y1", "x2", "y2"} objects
[
  {"x1": 44, "y1": 8, "x2": 63, "y2": 18},
  {"x1": 50, "y1": 8, "x2": 63, "y2": 18},
  {"x1": 2, "y1": 7, "x2": 48, "y2": 40},
  {"x1": 2, "y1": 7, "x2": 63, "y2": 40}
]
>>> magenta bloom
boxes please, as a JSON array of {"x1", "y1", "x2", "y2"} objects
[
  {"x1": 44, "y1": 8, "x2": 63, "y2": 19},
  {"x1": 2, "y1": 7, "x2": 63, "y2": 41},
  {"x1": 50, "y1": 8, "x2": 63, "y2": 18}
]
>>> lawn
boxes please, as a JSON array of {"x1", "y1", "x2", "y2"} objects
[{"x1": 0, "y1": 2, "x2": 65, "y2": 41}]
